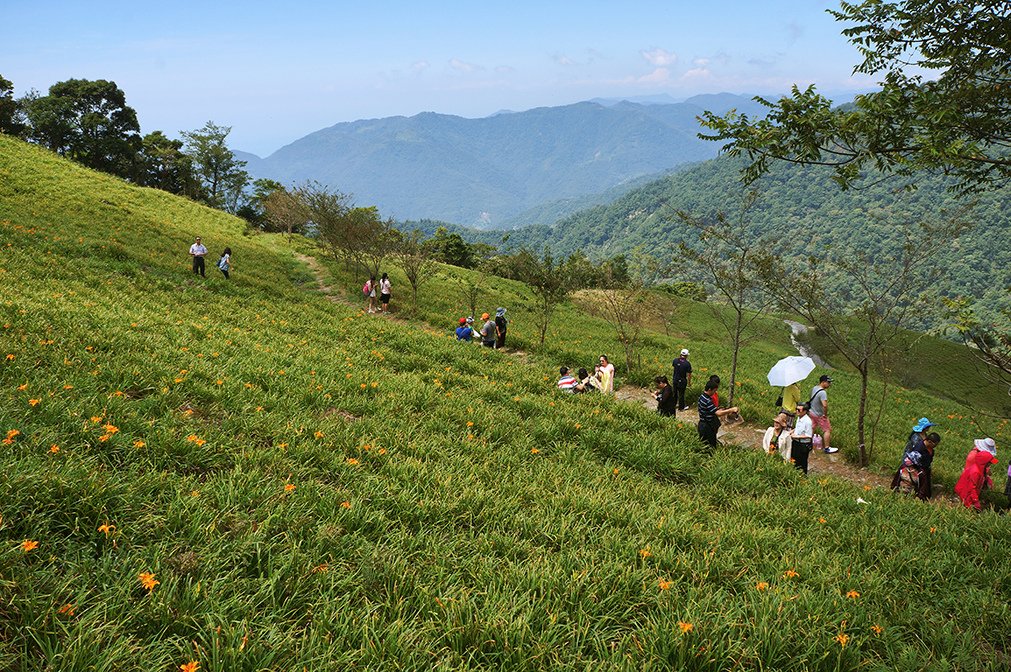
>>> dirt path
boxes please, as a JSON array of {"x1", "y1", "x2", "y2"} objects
[{"x1": 295, "y1": 252, "x2": 949, "y2": 501}]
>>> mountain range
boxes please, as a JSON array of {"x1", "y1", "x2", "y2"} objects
[{"x1": 237, "y1": 94, "x2": 769, "y2": 228}]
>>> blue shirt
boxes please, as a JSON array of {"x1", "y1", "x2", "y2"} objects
[
  {"x1": 455, "y1": 326, "x2": 473, "y2": 341},
  {"x1": 698, "y1": 392, "x2": 718, "y2": 423}
]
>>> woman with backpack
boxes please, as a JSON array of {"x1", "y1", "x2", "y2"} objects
[{"x1": 216, "y1": 248, "x2": 232, "y2": 280}]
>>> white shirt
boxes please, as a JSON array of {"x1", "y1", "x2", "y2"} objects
[
  {"x1": 793, "y1": 415, "x2": 813, "y2": 439},
  {"x1": 380, "y1": 278, "x2": 392, "y2": 294},
  {"x1": 190, "y1": 243, "x2": 207, "y2": 256}
]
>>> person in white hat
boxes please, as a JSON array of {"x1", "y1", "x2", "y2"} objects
[
  {"x1": 955, "y1": 437, "x2": 998, "y2": 510},
  {"x1": 671, "y1": 348, "x2": 693, "y2": 410}
]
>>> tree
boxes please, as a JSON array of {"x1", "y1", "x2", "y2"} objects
[
  {"x1": 676, "y1": 191, "x2": 771, "y2": 406},
  {"x1": 236, "y1": 178, "x2": 284, "y2": 230},
  {"x1": 457, "y1": 276, "x2": 484, "y2": 319},
  {"x1": 593, "y1": 265, "x2": 651, "y2": 376},
  {"x1": 137, "y1": 131, "x2": 202, "y2": 198},
  {"x1": 423, "y1": 227, "x2": 475, "y2": 268},
  {"x1": 398, "y1": 230, "x2": 438, "y2": 312},
  {"x1": 514, "y1": 248, "x2": 571, "y2": 344},
  {"x1": 700, "y1": 1, "x2": 1011, "y2": 194},
  {"x1": 947, "y1": 300, "x2": 1011, "y2": 418},
  {"x1": 24, "y1": 78, "x2": 141, "y2": 179},
  {"x1": 180, "y1": 121, "x2": 249, "y2": 212},
  {"x1": 752, "y1": 215, "x2": 967, "y2": 466},
  {"x1": 0, "y1": 75, "x2": 28, "y2": 138},
  {"x1": 262, "y1": 184, "x2": 309, "y2": 240},
  {"x1": 300, "y1": 182, "x2": 398, "y2": 277}
]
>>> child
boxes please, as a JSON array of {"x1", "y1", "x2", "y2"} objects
[{"x1": 216, "y1": 247, "x2": 232, "y2": 279}]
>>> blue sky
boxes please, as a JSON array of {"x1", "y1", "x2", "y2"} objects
[{"x1": 3, "y1": 1, "x2": 875, "y2": 156}]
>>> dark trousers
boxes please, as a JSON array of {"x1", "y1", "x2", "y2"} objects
[
  {"x1": 192, "y1": 256, "x2": 205, "y2": 277},
  {"x1": 220, "y1": 269, "x2": 229, "y2": 279},
  {"x1": 496, "y1": 334, "x2": 506, "y2": 349},
  {"x1": 673, "y1": 379, "x2": 688, "y2": 409},
  {"x1": 697, "y1": 420, "x2": 719, "y2": 451},
  {"x1": 792, "y1": 438, "x2": 812, "y2": 474}
]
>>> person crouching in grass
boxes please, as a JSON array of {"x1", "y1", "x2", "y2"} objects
[{"x1": 654, "y1": 376, "x2": 676, "y2": 416}]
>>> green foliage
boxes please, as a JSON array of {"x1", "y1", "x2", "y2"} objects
[
  {"x1": 700, "y1": 1, "x2": 1011, "y2": 193},
  {"x1": 137, "y1": 131, "x2": 202, "y2": 199},
  {"x1": 23, "y1": 78, "x2": 141, "y2": 179},
  {"x1": 2, "y1": 135, "x2": 1011, "y2": 670},
  {"x1": 180, "y1": 121, "x2": 250, "y2": 213}
]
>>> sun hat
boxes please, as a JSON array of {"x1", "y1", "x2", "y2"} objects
[
  {"x1": 680, "y1": 348, "x2": 689, "y2": 356},
  {"x1": 496, "y1": 307, "x2": 506, "y2": 317},
  {"x1": 974, "y1": 437, "x2": 997, "y2": 456},
  {"x1": 481, "y1": 312, "x2": 490, "y2": 320},
  {"x1": 912, "y1": 417, "x2": 934, "y2": 433}
]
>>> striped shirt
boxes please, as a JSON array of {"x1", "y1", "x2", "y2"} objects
[
  {"x1": 698, "y1": 391, "x2": 718, "y2": 423},
  {"x1": 557, "y1": 375, "x2": 578, "y2": 392}
]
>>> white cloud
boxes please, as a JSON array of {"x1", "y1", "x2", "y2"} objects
[
  {"x1": 449, "y1": 58, "x2": 481, "y2": 73},
  {"x1": 638, "y1": 67, "x2": 671, "y2": 84},
  {"x1": 641, "y1": 48, "x2": 677, "y2": 67},
  {"x1": 410, "y1": 60, "x2": 430, "y2": 75}
]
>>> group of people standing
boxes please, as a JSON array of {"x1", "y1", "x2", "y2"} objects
[
  {"x1": 455, "y1": 308, "x2": 508, "y2": 349},
  {"x1": 363, "y1": 274, "x2": 392, "y2": 314},
  {"x1": 556, "y1": 355, "x2": 616, "y2": 395},
  {"x1": 188, "y1": 236, "x2": 231, "y2": 279}
]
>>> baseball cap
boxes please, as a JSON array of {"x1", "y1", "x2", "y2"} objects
[
  {"x1": 680, "y1": 349, "x2": 689, "y2": 356},
  {"x1": 819, "y1": 375, "x2": 833, "y2": 383}
]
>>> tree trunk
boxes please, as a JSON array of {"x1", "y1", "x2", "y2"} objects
[
  {"x1": 857, "y1": 367, "x2": 869, "y2": 466},
  {"x1": 727, "y1": 308, "x2": 743, "y2": 406}
]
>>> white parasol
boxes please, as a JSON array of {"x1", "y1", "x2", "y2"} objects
[{"x1": 766, "y1": 356, "x2": 816, "y2": 387}]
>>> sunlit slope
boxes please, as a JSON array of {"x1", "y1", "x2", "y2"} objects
[{"x1": 1, "y1": 136, "x2": 1009, "y2": 671}]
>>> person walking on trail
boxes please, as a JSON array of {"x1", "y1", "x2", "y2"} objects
[
  {"x1": 672, "y1": 349, "x2": 693, "y2": 410},
  {"x1": 696, "y1": 375, "x2": 739, "y2": 452},
  {"x1": 494, "y1": 308, "x2": 508, "y2": 349},
  {"x1": 189, "y1": 236, "x2": 207, "y2": 277},
  {"x1": 479, "y1": 312, "x2": 496, "y2": 348},
  {"x1": 890, "y1": 429, "x2": 940, "y2": 501},
  {"x1": 790, "y1": 402, "x2": 815, "y2": 474},
  {"x1": 378, "y1": 273, "x2": 392, "y2": 312},
  {"x1": 654, "y1": 376, "x2": 677, "y2": 416},
  {"x1": 216, "y1": 247, "x2": 232, "y2": 280},
  {"x1": 363, "y1": 276, "x2": 377, "y2": 313},
  {"x1": 809, "y1": 375, "x2": 838, "y2": 453},
  {"x1": 595, "y1": 355, "x2": 615, "y2": 394},
  {"x1": 955, "y1": 437, "x2": 998, "y2": 510}
]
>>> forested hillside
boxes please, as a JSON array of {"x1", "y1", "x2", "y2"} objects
[{"x1": 492, "y1": 157, "x2": 1011, "y2": 324}]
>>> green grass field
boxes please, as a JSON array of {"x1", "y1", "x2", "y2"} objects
[{"x1": 2, "y1": 135, "x2": 1010, "y2": 671}]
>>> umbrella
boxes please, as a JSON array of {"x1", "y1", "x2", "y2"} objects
[{"x1": 767, "y1": 356, "x2": 816, "y2": 387}]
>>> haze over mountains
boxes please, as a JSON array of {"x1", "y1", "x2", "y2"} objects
[{"x1": 238, "y1": 93, "x2": 769, "y2": 228}]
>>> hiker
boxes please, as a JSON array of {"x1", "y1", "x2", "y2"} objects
[
  {"x1": 363, "y1": 276, "x2": 377, "y2": 313},
  {"x1": 216, "y1": 247, "x2": 232, "y2": 280},
  {"x1": 654, "y1": 376, "x2": 677, "y2": 416},
  {"x1": 189, "y1": 236, "x2": 207, "y2": 277},
  {"x1": 790, "y1": 402, "x2": 815, "y2": 474},
  {"x1": 809, "y1": 375, "x2": 838, "y2": 453},
  {"x1": 479, "y1": 312, "x2": 497, "y2": 348},
  {"x1": 494, "y1": 307, "x2": 508, "y2": 349},
  {"x1": 780, "y1": 382, "x2": 801, "y2": 421},
  {"x1": 378, "y1": 273, "x2": 392, "y2": 312},
  {"x1": 455, "y1": 317, "x2": 473, "y2": 342},
  {"x1": 576, "y1": 367, "x2": 599, "y2": 394},
  {"x1": 672, "y1": 348, "x2": 693, "y2": 410},
  {"x1": 595, "y1": 355, "x2": 615, "y2": 394},
  {"x1": 954, "y1": 437, "x2": 998, "y2": 510},
  {"x1": 696, "y1": 375, "x2": 739, "y2": 451},
  {"x1": 890, "y1": 431, "x2": 941, "y2": 501},
  {"x1": 557, "y1": 367, "x2": 578, "y2": 393},
  {"x1": 762, "y1": 412, "x2": 793, "y2": 461}
]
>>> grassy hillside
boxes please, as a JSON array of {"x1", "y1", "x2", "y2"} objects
[{"x1": 2, "y1": 135, "x2": 1010, "y2": 671}]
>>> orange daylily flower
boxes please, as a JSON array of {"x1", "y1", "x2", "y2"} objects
[
  {"x1": 17, "y1": 384, "x2": 27, "y2": 391},
  {"x1": 133, "y1": 440, "x2": 146, "y2": 448},
  {"x1": 756, "y1": 582, "x2": 769, "y2": 591},
  {"x1": 846, "y1": 590, "x2": 860, "y2": 599},
  {"x1": 639, "y1": 548, "x2": 652, "y2": 558},
  {"x1": 340, "y1": 500, "x2": 352, "y2": 509},
  {"x1": 530, "y1": 448, "x2": 540, "y2": 454},
  {"x1": 834, "y1": 633, "x2": 849, "y2": 648},
  {"x1": 678, "y1": 621, "x2": 694, "y2": 633},
  {"x1": 284, "y1": 483, "x2": 296, "y2": 492},
  {"x1": 658, "y1": 578, "x2": 672, "y2": 591},
  {"x1": 49, "y1": 444, "x2": 60, "y2": 453},
  {"x1": 98, "y1": 523, "x2": 116, "y2": 537},
  {"x1": 312, "y1": 563, "x2": 329, "y2": 574},
  {"x1": 138, "y1": 572, "x2": 159, "y2": 592},
  {"x1": 57, "y1": 603, "x2": 76, "y2": 616},
  {"x1": 28, "y1": 399, "x2": 41, "y2": 407},
  {"x1": 179, "y1": 662, "x2": 200, "y2": 672},
  {"x1": 871, "y1": 624, "x2": 884, "y2": 635},
  {"x1": 347, "y1": 458, "x2": 360, "y2": 465},
  {"x1": 22, "y1": 539, "x2": 40, "y2": 553},
  {"x1": 783, "y1": 569, "x2": 799, "y2": 579}
]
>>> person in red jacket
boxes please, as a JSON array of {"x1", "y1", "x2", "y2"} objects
[{"x1": 954, "y1": 437, "x2": 998, "y2": 510}]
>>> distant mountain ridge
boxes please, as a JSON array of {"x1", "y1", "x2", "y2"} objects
[{"x1": 237, "y1": 94, "x2": 769, "y2": 228}]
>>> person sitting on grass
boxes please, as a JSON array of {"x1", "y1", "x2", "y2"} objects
[
  {"x1": 890, "y1": 431, "x2": 941, "y2": 501},
  {"x1": 455, "y1": 317, "x2": 473, "y2": 342},
  {"x1": 762, "y1": 412, "x2": 793, "y2": 461},
  {"x1": 654, "y1": 376, "x2": 676, "y2": 416},
  {"x1": 557, "y1": 367, "x2": 578, "y2": 393},
  {"x1": 575, "y1": 368, "x2": 599, "y2": 394},
  {"x1": 696, "y1": 376, "x2": 739, "y2": 452},
  {"x1": 955, "y1": 437, "x2": 998, "y2": 510}
]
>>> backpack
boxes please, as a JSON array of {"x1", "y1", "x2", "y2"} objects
[
  {"x1": 362, "y1": 281, "x2": 371, "y2": 297},
  {"x1": 216, "y1": 256, "x2": 227, "y2": 270}
]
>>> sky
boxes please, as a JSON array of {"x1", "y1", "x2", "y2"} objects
[{"x1": 3, "y1": 1, "x2": 879, "y2": 156}]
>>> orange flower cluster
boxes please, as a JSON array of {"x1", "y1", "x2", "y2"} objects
[
  {"x1": 179, "y1": 662, "x2": 200, "y2": 672},
  {"x1": 845, "y1": 590, "x2": 860, "y2": 599},
  {"x1": 783, "y1": 569, "x2": 799, "y2": 579},
  {"x1": 186, "y1": 434, "x2": 206, "y2": 447},
  {"x1": 834, "y1": 633, "x2": 849, "y2": 648},
  {"x1": 658, "y1": 578, "x2": 672, "y2": 591},
  {"x1": 755, "y1": 582, "x2": 769, "y2": 592},
  {"x1": 22, "y1": 539, "x2": 39, "y2": 553},
  {"x1": 57, "y1": 603, "x2": 76, "y2": 617},
  {"x1": 2, "y1": 429, "x2": 19, "y2": 446},
  {"x1": 139, "y1": 572, "x2": 159, "y2": 593},
  {"x1": 678, "y1": 621, "x2": 694, "y2": 634}
]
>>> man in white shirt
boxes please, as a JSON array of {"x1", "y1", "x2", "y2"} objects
[
  {"x1": 189, "y1": 236, "x2": 208, "y2": 277},
  {"x1": 790, "y1": 402, "x2": 815, "y2": 474}
]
